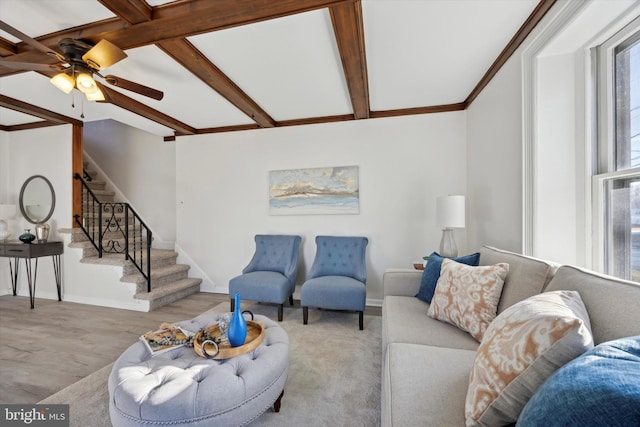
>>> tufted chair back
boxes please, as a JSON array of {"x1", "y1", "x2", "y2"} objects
[
  {"x1": 243, "y1": 235, "x2": 302, "y2": 286},
  {"x1": 308, "y1": 235, "x2": 368, "y2": 283}
]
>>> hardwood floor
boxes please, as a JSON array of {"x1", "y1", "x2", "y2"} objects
[
  {"x1": 0, "y1": 292, "x2": 228, "y2": 404},
  {"x1": 0, "y1": 292, "x2": 382, "y2": 404}
]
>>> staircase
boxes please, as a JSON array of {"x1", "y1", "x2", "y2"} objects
[{"x1": 68, "y1": 164, "x2": 202, "y2": 310}]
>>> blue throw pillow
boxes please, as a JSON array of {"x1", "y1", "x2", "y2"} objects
[
  {"x1": 517, "y1": 335, "x2": 640, "y2": 427},
  {"x1": 415, "y1": 251, "x2": 480, "y2": 303}
]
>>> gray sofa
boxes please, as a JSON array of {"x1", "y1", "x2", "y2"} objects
[{"x1": 381, "y1": 246, "x2": 640, "y2": 426}]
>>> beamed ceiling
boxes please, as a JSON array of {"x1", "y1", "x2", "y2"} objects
[{"x1": 0, "y1": 0, "x2": 555, "y2": 139}]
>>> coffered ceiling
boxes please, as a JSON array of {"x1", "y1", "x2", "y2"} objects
[{"x1": 0, "y1": 0, "x2": 553, "y2": 138}]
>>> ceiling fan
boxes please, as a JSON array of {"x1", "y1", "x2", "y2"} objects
[{"x1": 0, "y1": 20, "x2": 164, "y2": 101}]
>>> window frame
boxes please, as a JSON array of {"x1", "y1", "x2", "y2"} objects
[{"x1": 593, "y1": 17, "x2": 640, "y2": 277}]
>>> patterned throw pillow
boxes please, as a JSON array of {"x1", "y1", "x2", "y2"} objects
[
  {"x1": 427, "y1": 259, "x2": 509, "y2": 342},
  {"x1": 465, "y1": 290, "x2": 594, "y2": 427},
  {"x1": 415, "y1": 252, "x2": 481, "y2": 303}
]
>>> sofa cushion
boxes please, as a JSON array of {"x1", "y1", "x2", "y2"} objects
[
  {"x1": 415, "y1": 252, "x2": 480, "y2": 303},
  {"x1": 382, "y1": 342, "x2": 476, "y2": 427},
  {"x1": 479, "y1": 246, "x2": 558, "y2": 314},
  {"x1": 465, "y1": 290, "x2": 594, "y2": 427},
  {"x1": 545, "y1": 265, "x2": 640, "y2": 344},
  {"x1": 382, "y1": 296, "x2": 480, "y2": 353},
  {"x1": 517, "y1": 335, "x2": 640, "y2": 427},
  {"x1": 428, "y1": 259, "x2": 509, "y2": 342}
]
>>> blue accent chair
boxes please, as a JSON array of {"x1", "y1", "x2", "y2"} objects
[
  {"x1": 301, "y1": 236, "x2": 369, "y2": 330},
  {"x1": 229, "y1": 234, "x2": 302, "y2": 321}
]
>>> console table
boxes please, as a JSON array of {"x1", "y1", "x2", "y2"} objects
[{"x1": 0, "y1": 241, "x2": 63, "y2": 309}]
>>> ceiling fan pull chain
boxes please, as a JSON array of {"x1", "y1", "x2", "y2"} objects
[
  {"x1": 81, "y1": 97, "x2": 85, "y2": 119},
  {"x1": 71, "y1": 91, "x2": 75, "y2": 109}
]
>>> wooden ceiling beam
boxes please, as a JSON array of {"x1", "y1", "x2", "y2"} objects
[
  {"x1": 99, "y1": 0, "x2": 274, "y2": 128},
  {"x1": 0, "y1": 94, "x2": 82, "y2": 126},
  {"x1": 97, "y1": 0, "x2": 152, "y2": 25},
  {"x1": 0, "y1": 0, "x2": 356, "y2": 74},
  {"x1": 465, "y1": 0, "x2": 556, "y2": 107},
  {"x1": 157, "y1": 39, "x2": 275, "y2": 128},
  {"x1": 330, "y1": 1, "x2": 370, "y2": 119},
  {"x1": 0, "y1": 36, "x2": 16, "y2": 56},
  {"x1": 99, "y1": 0, "x2": 358, "y2": 51},
  {"x1": 1, "y1": 120, "x2": 62, "y2": 132},
  {"x1": 370, "y1": 103, "x2": 466, "y2": 118},
  {"x1": 97, "y1": 83, "x2": 196, "y2": 135}
]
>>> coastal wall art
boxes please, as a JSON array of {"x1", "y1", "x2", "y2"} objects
[{"x1": 269, "y1": 165, "x2": 359, "y2": 215}]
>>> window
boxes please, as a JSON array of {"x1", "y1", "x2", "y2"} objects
[{"x1": 595, "y1": 20, "x2": 640, "y2": 282}]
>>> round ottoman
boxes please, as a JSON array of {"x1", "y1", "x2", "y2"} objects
[{"x1": 108, "y1": 313, "x2": 289, "y2": 427}]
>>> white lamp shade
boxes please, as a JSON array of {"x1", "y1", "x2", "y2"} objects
[
  {"x1": 0, "y1": 204, "x2": 16, "y2": 220},
  {"x1": 436, "y1": 195, "x2": 465, "y2": 228}
]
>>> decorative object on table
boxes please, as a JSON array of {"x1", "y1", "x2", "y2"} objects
[
  {"x1": 19, "y1": 229, "x2": 36, "y2": 244},
  {"x1": 140, "y1": 322, "x2": 195, "y2": 356},
  {"x1": 436, "y1": 195, "x2": 465, "y2": 258},
  {"x1": 0, "y1": 204, "x2": 17, "y2": 241},
  {"x1": 35, "y1": 222, "x2": 50, "y2": 243},
  {"x1": 228, "y1": 293, "x2": 248, "y2": 347},
  {"x1": 269, "y1": 165, "x2": 359, "y2": 215},
  {"x1": 217, "y1": 312, "x2": 232, "y2": 341},
  {"x1": 194, "y1": 318, "x2": 264, "y2": 359}
]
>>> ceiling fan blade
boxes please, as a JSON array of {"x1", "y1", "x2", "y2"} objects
[
  {"x1": 0, "y1": 59, "x2": 64, "y2": 72},
  {"x1": 102, "y1": 74, "x2": 164, "y2": 101},
  {"x1": 0, "y1": 20, "x2": 65, "y2": 62},
  {"x1": 82, "y1": 39, "x2": 127, "y2": 70}
]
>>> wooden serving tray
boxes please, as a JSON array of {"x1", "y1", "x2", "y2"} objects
[{"x1": 194, "y1": 320, "x2": 264, "y2": 360}]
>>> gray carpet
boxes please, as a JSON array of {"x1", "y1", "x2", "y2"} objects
[{"x1": 39, "y1": 302, "x2": 382, "y2": 426}]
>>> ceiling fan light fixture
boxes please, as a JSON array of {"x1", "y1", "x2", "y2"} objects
[
  {"x1": 76, "y1": 72, "x2": 98, "y2": 94},
  {"x1": 85, "y1": 87, "x2": 105, "y2": 102},
  {"x1": 50, "y1": 72, "x2": 75, "y2": 94}
]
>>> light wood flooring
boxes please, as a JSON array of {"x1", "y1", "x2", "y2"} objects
[
  {"x1": 0, "y1": 292, "x2": 228, "y2": 404},
  {"x1": 0, "y1": 292, "x2": 382, "y2": 404}
]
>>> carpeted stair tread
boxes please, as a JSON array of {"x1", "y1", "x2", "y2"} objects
[
  {"x1": 134, "y1": 278, "x2": 202, "y2": 301},
  {"x1": 121, "y1": 264, "x2": 191, "y2": 285},
  {"x1": 80, "y1": 249, "x2": 177, "y2": 267}
]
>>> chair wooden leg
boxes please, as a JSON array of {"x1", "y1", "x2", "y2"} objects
[
  {"x1": 289, "y1": 295, "x2": 294, "y2": 306},
  {"x1": 230, "y1": 298, "x2": 234, "y2": 312},
  {"x1": 359, "y1": 311, "x2": 364, "y2": 330},
  {"x1": 303, "y1": 306, "x2": 308, "y2": 324},
  {"x1": 278, "y1": 304, "x2": 284, "y2": 321},
  {"x1": 274, "y1": 390, "x2": 284, "y2": 413}
]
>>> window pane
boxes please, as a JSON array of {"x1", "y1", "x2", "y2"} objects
[
  {"x1": 615, "y1": 34, "x2": 640, "y2": 169},
  {"x1": 607, "y1": 178, "x2": 640, "y2": 281}
]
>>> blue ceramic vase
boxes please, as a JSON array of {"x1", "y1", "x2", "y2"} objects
[{"x1": 228, "y1": 293, "x2": 247, "y2": 347}]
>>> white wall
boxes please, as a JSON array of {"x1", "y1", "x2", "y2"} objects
[
  {"x1": 176, "y1": 112, "x2": 467, "y2": 303},
  {"x1": 84, "y1": 119, "x2": 177, "y2": 245},
  {"x1": 0, "y1": 126, "x2": 72, "y2": 297},
  {"x1": 466, "y1": 53, "x2": 524, "y2": 253},
  {"x1": 534, "y1": 53, "x2": 578, "y2": 265}
]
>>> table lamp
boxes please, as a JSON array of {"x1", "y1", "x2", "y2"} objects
[
  {"x1": 0, "y1": 204, "x2": 17, "y2": 241},
  {"x1": 436, "y1": 195, "x2": 465, "y2": 258}
]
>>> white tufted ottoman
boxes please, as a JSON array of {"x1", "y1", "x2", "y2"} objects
[{"x1": 108, "y1": 313, "x2": 289, "y2": 427}]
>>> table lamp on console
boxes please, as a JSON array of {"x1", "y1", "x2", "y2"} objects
[
  {"x1": 0, "y1": 204, "x2": 17, "y2": 242},
  {"x1": 436, "y1": 195, "x2": 465, "y2": 258}
]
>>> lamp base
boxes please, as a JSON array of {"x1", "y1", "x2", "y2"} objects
[
  {"x1": 0, "y1": 219, "x2": 9, "y2": 241},
  {"x1": 439, "y1": 228, "x2": 458, "y2": 258}
]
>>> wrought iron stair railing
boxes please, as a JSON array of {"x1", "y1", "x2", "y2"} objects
[{"x1": 73, "y1": 173, "x2": 152, "y2": 292}]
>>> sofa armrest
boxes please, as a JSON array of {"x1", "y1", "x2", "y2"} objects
[{"x1": 383, "y1": 268, "x2": 423, "y2": 297}]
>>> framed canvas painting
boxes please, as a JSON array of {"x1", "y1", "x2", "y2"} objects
[{"x1": 269, "y1": 166, "x2": 359, "y2": 215}]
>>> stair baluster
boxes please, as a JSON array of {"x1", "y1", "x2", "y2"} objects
[{"x1": 73, "y1": 173, "x2": 152, "y2": 292}]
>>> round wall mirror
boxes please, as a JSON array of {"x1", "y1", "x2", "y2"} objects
[{"x1": 19, "y1": 175, "x2": 56, "y2": 224}]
